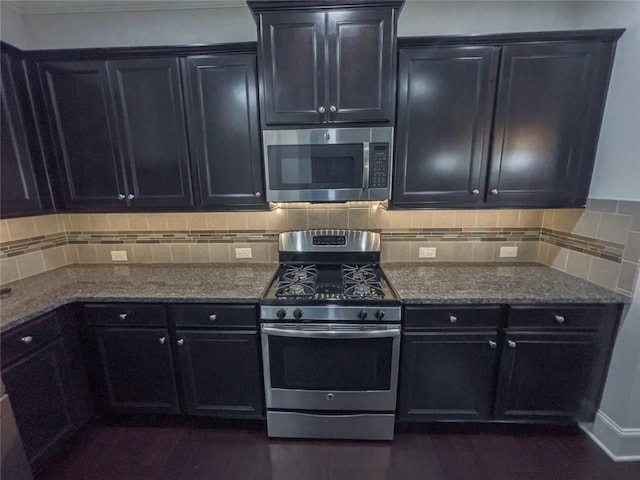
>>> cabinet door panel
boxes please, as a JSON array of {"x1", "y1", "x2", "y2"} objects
[
  {"x1": 488, "y1": 42, "x2": 602, "y2": 206},
  {"x1": 393, "y1": 46, "x2": 498, "y2": 206},
  {"x1": 38, "y1": 61, "x2": 125, "y2": 208},
  {"x1": 90, "y1": 327, "x2": 179, "y2": 414},
  {"x1": 494, "y1": 332, "x2": 599, "y2": 421},
  {"x1": 176, "y1": 330, "x2": 263, "y2": 417},
  {"x1": 184, "y1": 55, "x2": 265, "y2": 208},
  {"x1": 399, "y1": 332, "x2": 498, "y2": 421},
  {"x1": 327, "y1": 8, "x2": 395, "y2": 123},
  {"x1": 108, "y1": 58, "x2": 193, "y2": 207},
  {"x1": 260, "y1": 11, "x2": 326, "y2": 125},
  {"x1": 2, "y1": 338, "x2": 76, "y2": 466}
]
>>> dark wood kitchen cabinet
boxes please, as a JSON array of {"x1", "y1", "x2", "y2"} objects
[
  {"x1": 250, "y1": 1, "x2": 402, "y2": 125},
  {"x1": 172, "y1": 304, "x2": 264, "y2": 418},
  {"x1": 182, "y1": 54, "x2": 265, "y2": 208},
  {"x1": 393, "y1": 31, "x2": 622, "y2": 208},
  {"x1": 36, "y1": 57, "x2": 193, "y2": 210}
]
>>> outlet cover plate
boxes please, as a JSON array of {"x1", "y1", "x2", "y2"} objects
[
  {"x1": 235, "y1": 247, "x2": 253, "y2": 259},
  {"x1": 500, "y1": 246, "x2": 518, "y2": 258},
  {"x1": 111, "y1": 250, "x2": 128, "y2": 261},
  {"x1": 419, "y1": 247, "x2": 437, "y2": 258}
]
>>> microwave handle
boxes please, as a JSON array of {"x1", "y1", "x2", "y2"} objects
[{"x1": 362, "y1": 142, "x2": 370, "y2": 189}]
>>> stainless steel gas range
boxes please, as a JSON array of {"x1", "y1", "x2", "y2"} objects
[{"x1": 260, "y1": 230, "x2": 401, "y2": 440}]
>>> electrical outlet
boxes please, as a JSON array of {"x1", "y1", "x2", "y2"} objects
[
  {"x1": 111, "y1": 250, "x2": 128, "y2": 261},
  {"x1": 419, "y1": 247, "x2": 437, "y2": 258},
  {"x1": 500, "y1": 246, "x2": 518, "y2": 258},
  {"x1": 235, "y1": 247, "x2": 253, "y2": 259}
]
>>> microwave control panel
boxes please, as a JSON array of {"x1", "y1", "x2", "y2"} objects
[{"x1": 369, "y1": 143, "x2": 390, "y2": 188}]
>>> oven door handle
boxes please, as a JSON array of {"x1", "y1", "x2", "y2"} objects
[{"x1": 261, "y1": 325, "x2": 400, "y2": 339}]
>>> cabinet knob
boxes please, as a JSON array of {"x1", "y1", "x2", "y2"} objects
[
  {"x1": 177, "y1": 339, "x2": 184, "y2": 346},
  {"x1": 329, "y1": 105, "x2": 337, "y2": 113},
  {"x1": 209, "y1": 314, "x2": 217, "y2": 322},
  {"x1": 20, "y1": 336, "x2": 33, "y2": 344},
  {"x1": 119, "y1": 313, "x2": 127, "y2": 320},
  {"x1": 127, "y1": 194, "x2": 135, "y2": 200},
  {"x1": 255, "y1": 192, "x2": 261, "y2": 198},
  {"x1": 490, "y1": 189, "x2": 499, "y2": 195},
  {"x1": 555, "y1": 315, "x2": 565, "y2": 324},
  {"x1": 159, "y1": 336, "x2": 166, "y2": 345},
  {"x1": 471, "y1": 189, "x2": 480, "y2": 195},
  {"x1": 508, "y1": 340, "x2": 516, "y2": 348},
  {"x1": 318, "y1": 106, "x2": 326, "y2": 114},
  {"x1": 488, "y1": 340, "x2": 497, "y2": 349},
  {"x1": 449, "y1": 315, "x2": 457, "y2": 324},
  {"x1": 118, "y1": 194, "x2": 125, "y2": 200}
]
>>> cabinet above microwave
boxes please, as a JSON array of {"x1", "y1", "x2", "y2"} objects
[{"x1": 248, "y1": 1, "x2": 404, "y2": 126}]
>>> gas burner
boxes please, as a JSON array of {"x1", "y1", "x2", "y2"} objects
[
  {"x1": 282, "y1": 264, "x2": 317, "y2": 282},
  {"x1": 342, "y1": 264, "x2": 384, "y2": 300},
  {"x1": 344, "y1": 282, "x2": 384, "y2": 299},
  {"x1": 276, "y1": 264, "x2": 317, "y2": 298},
  {"x1": 342, "y1": 264, "x2": 378, "y2": 283}
]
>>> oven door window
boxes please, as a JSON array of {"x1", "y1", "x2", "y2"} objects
[
  {"x1": 267, "y1": 144, "x2": 364, "y2": 190},
  {"x1": 268, "y1": 336, "x2": 393, "y2": 391}
]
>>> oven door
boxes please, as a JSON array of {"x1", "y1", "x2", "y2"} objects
[{"x1": 261, "y1": 323, "x2": 400, "y2": 411}]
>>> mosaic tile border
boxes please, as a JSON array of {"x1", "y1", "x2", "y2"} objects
[{"x1": 0, "y1": 227, "x2": 624, "y2": 263}]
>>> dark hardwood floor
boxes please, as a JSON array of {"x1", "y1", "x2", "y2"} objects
[{"x1": 37, "y1": 422, "x2": 640, "y2": 480}]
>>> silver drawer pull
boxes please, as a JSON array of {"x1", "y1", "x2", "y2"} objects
[
  {"x1": 177, "y1": 339, "x2": 184, "y2": 346},
  {"x1": 159, "y1": 337, "x2": 166, "y2": 345},
  {"x1": 508, "y1": 340, "x2": 516, "y2": 348},
  {"x1": 488, "y1": 340, "x2": 497, "y2": 349},
  {"x1": 555, "y1": 315, "x2": 565, "y2": 324},
  {"x1": 449, "y1": 315, "x2": 457, "y2": 324},
  {"x1": 209, "y1": 314, "x2": 217, "y2": 322},
  {"x1": 20, "y1": 336, "x2": 33, "y2": 344},
  {"x1": 119, "y1": 313, "x2": 127, "y2": 320}
]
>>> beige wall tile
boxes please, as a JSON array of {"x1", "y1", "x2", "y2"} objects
[
  {"x1": 6, "y1": 216, "x2": 37, "y2": 239},
  {"x1": 596, "y1": 213, "x2": 631, "y2": 245},
  {"x1": 536, "y1": 242, "x2": 549, "y2": 264},
  {"x1": 550, "y1": 209, "x2": 582, "y2": 233},
  {"x1": 382, "y1": 242, "x2": 411, "y2": 262},
  {"x1": 67, "y1": 214, "x2": 92, "y2": 231},
  {"x1": 308, "y1": 209, "x2": 330, "y2": 229},
  {"x1": 209, "y1": 244, "x2": 230, "y2": 262},
  {"x1": 243, "y1": 212, "x2": 268, "y2": 231},
  {"x1": 128, "y1": 214, "x2": 150, "y2": 231},
  {"x1": 247, "y1": 243, "x2": 271, "y2": 263},
  {"x1": 454, "y1": 210, "x2": 477, "y2": 228},
  {"x1": 0, "y1": 258, "x2": 20, "y2": 283},
  {"x1": 16, "y1": 251, "x2": 46, "y2": 278},
  {"x1": 42, "y1": 246, "x2": 70, "y2": 270},
  {"x1": 205, "y1": 213, "x2": 227, "y2": 230},
  {"x1": 185, "y1": 213, "x2": 207, "y2": 231},
  {"x1": 475, "y1": 211, "x2": 498, "y2": 228},
  {"x1": 265, "y1": 209, "x2": 288, "y2": 232},
  {"x1": 369, "y1": 208, "x2": 390, "y2": 229},
  {"x1": 90, "y1": 214, "x2": 111, "y2": 231},
  {"x1": 105, "y1": 214, "x2": 128, "y2": 231},
  {"x1": 431, "y1": 211, "x2": 456, "y2": 228},
  {"x1": 94, "y1": 245, "x2": 113, "y2": 263},
  {"x1": 148, "y1": 245, "x2": 170, "y2": 263},
  {"x1": 347, "y1": 209, "x2": 368, "y2": 229},
  {"x1": 515, "y1": 241, "x2": 538, "y2": 262},
  {"x1": 473, "y1": 243, "x2": 496, "y2": 262},
  {"x1": 0, "y1": 219, "x2": 12, "y2": 242},
  {"x1": 76, "y1": 245, "x2": 98, "y2": 263},
  {"x1": 451, "y1": 243, "x2": 474, "y2": 261},
  {"x1": 565, "y1": 251, "x2": 592, "y2": 280},
  {"x1": 287, "y1": 209, "x2": 309, "y2": 230},
  {"x1": 132, "y1": 244, "x2": 152, "y2": 263},
  {"x1": 572, "y1": 210, "x2": 601, "y2": 237},
  {"x1": 518, "y1": 209, "x2": 543, "y2": 228},
  {"x1": 171, "y1": 244, "x2": 192, "y2": 263},
  {"x1": 496, "y1": 210, "x2": 519, "y2": 228},
  {"x1": 67, "y1": 245, "x2": 80, "y2": 264},
  {"x1": 34, "y1": 214, "x2": 63, "y2": 235},
  {"x1": 189, "y1": 244, "x2": 210, "y2": 263},
  {"x1": 589, "y1": 257, "x2": 621, "y2": 291},
  {"x1": 166, "y1": 214, "x2": 188, "y2": 230},
  {"x1": 387, "y1": 211, "x2": 413, "y2": 229},
  {"x1": 617, "y1": 261, "x2": 639, "y2": 293},
  {"x1": 225, "y1": 213, "x2": 249, "y2": 230},
  {"x1": 411, "y1": 210, "x2": 433, "y2": 229},
  {"x1": 546, "y1": 245, "x2": 569, "y2": 271},
  {"x1": 623, "y1": 232, "x2": 640, "y2": 262},
  {"x1": 267, "y1": 242, "x2": 279, "y2": 262},
  {"x1": 542, "y1": 210, "x2": 554, "y2": 229},
  {"x1": 147, "y1": 214, "x2": 169, "y2": 231}
]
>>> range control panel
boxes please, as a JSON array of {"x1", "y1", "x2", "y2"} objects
[{"x1": 369, "y1": 143, "x2": 390, "y2": 188}]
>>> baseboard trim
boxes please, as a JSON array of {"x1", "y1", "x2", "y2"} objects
[{"x1": 580, "y1": 411, "x2": 640, "y2": 462}]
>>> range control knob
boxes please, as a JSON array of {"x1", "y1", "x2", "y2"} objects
[
  {"x1": 276, "y1": 309, "x2": 287, "y2": 320},
  {"x1": 358, "y1": 310, "x2": 368, "y2": 320},
  {"x1": 375, "y1": 310, "x2": 385, "y2": 320},
  {"x1": 293, "y1": 309, "x2": 303, "y2": 320}
]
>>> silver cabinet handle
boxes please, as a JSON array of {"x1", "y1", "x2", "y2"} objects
[
  {"x1": 318, "y1": 106, "x2": 325, "y2": 113},
  {"x1": 471, "y1": 189, "x2": 480, "y2": 195},
  {"x1": 508, "y1": 340, "x2": 516, "y2": 348},
  {"x1": 449, "y1": 315, "x2": 457, "y2": 324},
  {"x1": 119, "y1": 313, "x2": 127, "y2": 320},
  {"x1": 490, "y1": 189, "x2": 499, "y2": 195},
  {"x1": 555, "y1": 315, "x2": 565, "y2": 324},
  {"x1": 159, "y1": 337, "x2": 166, "y2": 345},
  {"x1": 329, "y1": 105, "x2": 337, "y2": 113},
  {"x1": 177, "y1": 339, "x2": 184, "y2": 346},
  {"x1": 20, "y1": 336, "x2": 33, "y2": 344},
  {"x1": 209, "y1": 314, "x2": 217, "y2": 322},
  {"x1": 255, "y1": 192, "x2": 261, "y2": 198},
  {"x1": 127, "y1": 194, "x2": 135, "y2": 200},
  {"x1": 488, "y1": 340, "x2": 497, "y2": 349},
  {"x1": 118, "y1": 194, "x2": 125, "y2": 200}
]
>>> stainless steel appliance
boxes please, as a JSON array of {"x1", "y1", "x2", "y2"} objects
[
  {"x1": 260, "y1": 230, "x2": 401, "y2": 440},
  {"x1": 263, "y1": 127, "x2": 394, "y2": 203}
]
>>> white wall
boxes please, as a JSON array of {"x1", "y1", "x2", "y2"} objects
[{"x1": 0, "y1": 4, "x2": 27, "y2": 47}]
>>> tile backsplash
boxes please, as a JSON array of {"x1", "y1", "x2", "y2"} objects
[{"x1": 1, "y1": 200, "x2": 638, "y2": 297}]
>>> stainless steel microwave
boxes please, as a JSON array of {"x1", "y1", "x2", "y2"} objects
[{"x1": 263, "y1": 127, "x2": 394, "y2": 203}]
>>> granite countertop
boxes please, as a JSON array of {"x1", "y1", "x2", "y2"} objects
[
  {"x1": 0, "y1": 263, "x2": 277, "y2": 331},
  {"x1": 383, "y1": 262, "x2": 630, "y2": 305},
  {"x1": 0, "y1": 262, "x2": 629, "y2": 332}
]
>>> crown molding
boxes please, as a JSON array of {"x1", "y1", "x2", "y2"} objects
[{"x1": 1, "y1": 1, "x2": 247, "y2": 15}]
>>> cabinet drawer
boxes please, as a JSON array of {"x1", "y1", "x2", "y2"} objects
[
  {"x1": 507, "y1": 305, "x2": 614, "y2": 330},
  {"x1": 84, "y1": 304, "x2": 167, "y2": 327},
  {"x1": 171, "y1": 304, "x2": 257, "y2": 328},
  {"x1": 404, "y1": 305, "x2": 502, "y2": 330},
  {"x1": 1, "y1": 311, "x2": 61, "y2": 366}
]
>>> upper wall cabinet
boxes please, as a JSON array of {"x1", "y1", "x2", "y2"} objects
[
  {"x1": 249, "y1": 1, "x2": 403, "y2": 126},
  {"x1": 35, "y1": 57, "x2": 193, "y2": 210},
  {"x1": 393, "y1": 30, "x2": 623, "y2": 209},
  {"x1": 182, "y1": 54, "x2": 265, "y2": 209}
]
